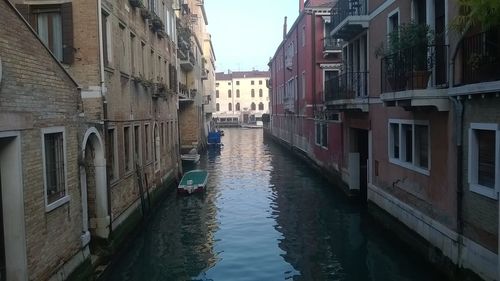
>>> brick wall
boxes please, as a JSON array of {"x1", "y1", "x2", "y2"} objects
[{"x1": 0, "y1": 1, "x2": 83, "y2": 280}]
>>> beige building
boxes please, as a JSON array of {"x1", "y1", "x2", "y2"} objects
[
  {"x1": 10, "y1": 0, "x2": 182, "y2": 278},
  {"x1": 214, "y1": 70, "x2": 270, "y2": 126},
  {"x1": 0, "y1": 1, "x2": 85, "y2": 280},
  {"x1": 176, "y1": 0, "x2": 213, "y2": 152},
  {"x1": 202, "y1": 33, "x2": 217, "y2": 134}
]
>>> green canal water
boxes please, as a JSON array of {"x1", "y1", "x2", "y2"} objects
[{"x1": 101, "y1": 128, "x2": 445, "y2": 281}]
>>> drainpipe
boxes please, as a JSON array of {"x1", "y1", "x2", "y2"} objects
[{"x1": 97, "y1": 0, "x2": 112, "y2": 237}]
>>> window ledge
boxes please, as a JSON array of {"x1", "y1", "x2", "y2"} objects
[
  {"x1": 470, "y1": 183, "x2": 498, "y2": 200},
  {"x1": 46, "y1": 195, "x2": 71, "y2": 212},
  {"x1": 389, "y1": 158, "x2": 430, "y2": 176}
]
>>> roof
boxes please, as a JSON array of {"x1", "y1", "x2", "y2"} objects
[{"x1": 216, "y1": 70, "x2": 270, "y2": 81}]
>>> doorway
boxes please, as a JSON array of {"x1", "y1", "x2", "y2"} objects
[
  {"x1": 349, "y1": 128, "x2": 369, "y2": 202},
  {"x1": 0, "y1": 133, "x2": 28, "y2": 280}
]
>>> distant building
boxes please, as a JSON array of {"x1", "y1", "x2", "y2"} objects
[{"x1": 215, "y1": 70, "x2": 270, "y2": 126}]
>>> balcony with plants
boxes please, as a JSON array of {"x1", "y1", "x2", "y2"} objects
[
  {"x1": 379, "y1": 22, "x2": 450, "y2": 111},
  {"x1": 329, "y1": 0, "x2": 368, "y2": 41},
  {"x1": 325, "y1": 71, "x2": 369, "y2": 112},
  {"x1": 450, "y1": 28, "x2": 500, "y2": 95}
]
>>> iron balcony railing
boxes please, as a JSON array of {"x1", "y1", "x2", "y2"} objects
[
  {"x1": 381, "y1": 44, "x2": 448, "y2": 93},
  {"x1": 323, "y1": 37, "x2": 342, "y2": 51},
  {"x1": 330, "y1": 0, "x2": 367, "y2": 32},
  {"x1": 325, "y1": 71, "x2": 368, "y2": 102},
  {"x1": 454, "y1": 29, "x2": 500, "y2": 86}
]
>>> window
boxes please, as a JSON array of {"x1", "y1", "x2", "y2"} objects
[
  {"x1": 216, "y1": 90, "x2": 219, "y2": 98},
  {"x1": 236, "y1": 103, "x2": 240, "y2": 111},
  {"x1": 315, "y1": 122, "x2": 328, "y2": 147},
  {"x1": 134, "y1": 125, "x2": 141, "y2": 164},
  {"x1": 124, "y1": 126, "x2": 132, "y2": 172},
  {"x1": 251, "y1": 80, "x2": 255, "y2": 85},
  {"x1": 107, "y1": 128, "x2": 118, "y2": 180},
  {"x1": 228, "y1": 82, "x2": 231, "y2": 85},
  {"x1": 24, "y1": 3, "x2": 74, "y2": 64},
  {"x1": 259, "y1": 89, "x2": 263, "y2": 97},
  {"x1": 130, "y1": 33, "x2": 136, "y2": 75},
  {"x1": 216, "y1": 82, "x2": 220, "y2": 87},
  {"x1": 301, "y1": 72, "x2": 306, "y2": 98},
  {"x1": 154, "y1": 124, "x2": 160, "y2": 171},
  {"x1": 145, "y1": 124, "x2": 150, "y2": 161},
  {"x1": 228, "y1": 103, "x2": 232, "y2": 111},
  {"x1": 468, "y1": 123, "x2": 500, "y2": 199},
  {"x1": 301, "y1": 25, "x2": 306, "y2": 47},
  {"x1": 251, "y1": 102, "x2": 256, "y2": 110},
  {"x1": 42, "y1": 127, "x2": 69, "y2": 210},
  {"x1": 259, "y1": 80, "x2": 263, "y2": 85},
  {"x1": 236, "y1": 89, "x2": 240, "y2": 98},
  {"x1": 119, "y1": 23, "x2": 128, "y2": 73},
  {"x1": 216, "y1": 103, "x2": 220, "y2": 111},
  {"x1": 236, "y1": 81, "x2": 240, "y2": 85},
  {"x1": 389, "y1": 120, "x2": 430, "y2": 175},
  {"x1": 102, "y1": 11, "x2": 112, "y2": 66},
  {"x1": 388, "y1": 10, "x2": 400, "y2": 41},
  {"x1": 228, "y1": 90, "x2": 232, "y2": 98},
  {"x1": 251, "y1": 89, "x2": 255, "y2": 98},
  {"x1": 258, "y1": 102, "x2": 264, "y2": 110}
]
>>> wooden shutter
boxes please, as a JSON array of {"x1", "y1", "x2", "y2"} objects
[
  {"x1": 15, "y1": 4, "x2": 36, "y2": 27},
  {"x1": 61, "y1": 2, "x2": 74, "y2": 64}
]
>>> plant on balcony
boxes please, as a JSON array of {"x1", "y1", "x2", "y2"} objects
[
  {"x1": 452, "y1": 0, "x2": 500, "y2": 33},
  {"x1": 140, "y1": 7, "x2": 151, "y2": 19},
  {"x1": 151, "y1": 15, "x2": 163, "y2": 31},
  {"x1": 377, "y1": 22, "x2": 435, "y2": 90}
]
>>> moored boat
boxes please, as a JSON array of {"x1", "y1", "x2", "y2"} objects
[{"x1": 177, "y1": 169, "x2": 209, "y2": 195}]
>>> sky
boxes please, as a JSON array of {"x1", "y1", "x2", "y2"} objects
[{"x1": 204, "y1": 0, "x2": 299, "y2": 73}]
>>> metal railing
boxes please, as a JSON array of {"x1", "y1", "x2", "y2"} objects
[
  {"x1": 325, "y1": 71, "x2": 368, "y2": 102},
  {"x1": 455, "y1": 29, "x2": 500, "y2": 86},
  {"x1": 381, "y1": 44, "x2": 448, "y2": 93},
  {"x1": 323, "y1": 38, "x2": 342, "y2": 51},
  {"x1": 330, "y1": 0, "x2": 367, "y2": 31}
]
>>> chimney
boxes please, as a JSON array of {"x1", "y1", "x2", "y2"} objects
[
  {"x1": 299, "y1": 0, "x2": 304, "y2": 12},
  {"x1": 283, "y1": 16, "x2": 287, "y2": 39}
]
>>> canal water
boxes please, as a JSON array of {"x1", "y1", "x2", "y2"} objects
[{"x1": 102, "y1": 128, "x2": 444, "y2": 281}]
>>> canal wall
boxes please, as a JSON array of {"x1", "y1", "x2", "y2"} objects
[{"x1": 264, "y1": 128, "x2": 495, "y2": 281}]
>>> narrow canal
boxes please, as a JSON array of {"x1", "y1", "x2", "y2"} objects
[{"x1": 101, "y1": 128, "x2": 444, "y2": 281}]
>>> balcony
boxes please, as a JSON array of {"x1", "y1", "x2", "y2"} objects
[
  {"x1": 325, "y1": 71, "x2": 369, "y2": 112},
  {"x1": 450, "y1": 29, "x2": 500, "y2": 96},
  {"x1": 380, "y1": 44, "x2": 450, "y2": 111},
  {"x1": 329, "y1": 0, "x2": 368, "y2": 41},
  {"x1": 178, "y1": 83, "x2": 196, "y2": 102},
  {"x1": 323, "y1": 37, "x2": 342, "y2": 54},
  {"x1": 180, "y1": 51, "x2": 196, "y2": 72}
]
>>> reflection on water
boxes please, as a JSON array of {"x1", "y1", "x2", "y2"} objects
[{"x1": 102, "y1": 128, "x2": 444, "y2": 281}]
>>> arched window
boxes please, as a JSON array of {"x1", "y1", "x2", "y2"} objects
[
  {"x1": 216, "y1": 90, "x2": 219, "y2": 98},
  {"x1": 228, "y1": 103, "x2": 232, "y2": 111},
  {"x1": 258, "y1": 102, "x2": 264, "y2": 110},
  {"x1": 251, "y1": 102, "x2": 256, "y2": 110},
  {"x1": 236, "y1": 89, "x2": 240, "y2": 97},
  {"x1": 216, "y1": 103, "x2": 220, "y2": 111},
  {"x1": 228, "y1": 90, "x2": 232, "y2": 98},
  {"x1": 236, "y1": 103, "x2": 240, "y2": 111},
  {"x1": 251, "y1": 89, "x2": 255, "y2": 98},
  {"x1": 154, "y1": 124, "x2": 160, "y2": 171},
  {"x1": 259, "y1": 89, "x2": 263, "y2": 97}
]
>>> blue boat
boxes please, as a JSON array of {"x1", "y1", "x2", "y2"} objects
[
  {"x1": 207, "y1": 130, "x2": 223, "y2": 146},
  {"x1": 177, "y1": 169, "x2": 209, "y2": 195}
]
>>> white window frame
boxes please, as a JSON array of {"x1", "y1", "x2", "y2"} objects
[
  {"x1": 388, "y1": 119, "x2": 430, "y2": 176},
  {"x1": 154, "y1": 123, "x2": 161, "y2": 172},
  {"x1": 387, "y1": 8, "x2": 400, "y2": 35},
  {"x1": 144, "y1": 123, "x2": 151, "y2": 162},
  {"x1": 42, "y1": 127, "x2": 70, "y2": 212},
  {"x1": 133, "y1": 124, "x2": 142, "y2": 165},
  {"x1": 468, "y1": 123, "x2": 500, "y2": 199},
  {"x1": 315, "y1": 121, "x2": 328, "y2": 149}
]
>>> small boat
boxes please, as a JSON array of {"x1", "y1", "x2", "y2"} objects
[
  {"x1": 207, "y1": 130, "x2": 223, "y2": 146},
  {"x1": 178, "y1": 169, "x2": 209, "y2": 195},
  {"x1": 181, "y1": 148, "x2": 200, "y2": 163}
]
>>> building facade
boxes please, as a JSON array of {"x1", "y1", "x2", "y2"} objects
[
  {"x1": 0, "y1": 1, "x2": 85, "y2": 279},
  {"x1": 176, "y1": 0, "x2": 212, "y2": 152},
  {"x1": 214, "y1": 70, "x2": 270, "y2": 126},
  {"x1": 9, "y1": 0, "x2": 188, "y2": 278},
  {"x1": 268, "y1": 0, "x2": 345, "y2": 189},
  {"x1": 269, "y1": 0, "x2": 500, "y2": 280}
]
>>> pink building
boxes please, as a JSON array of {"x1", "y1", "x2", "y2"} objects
[{"x1": 268, "y1": 0, "x2": 349, "y2": 193}]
